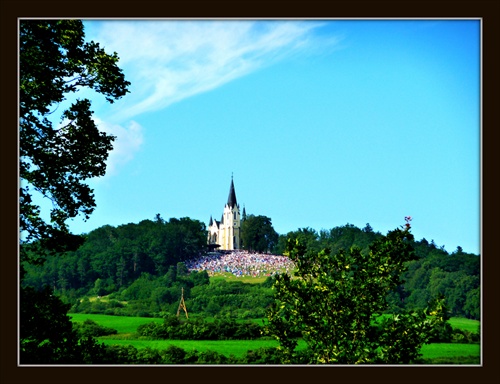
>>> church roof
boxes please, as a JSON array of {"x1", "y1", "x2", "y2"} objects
[{"x1": 227, "y1": 177, "x2": 238, "y2": 209}]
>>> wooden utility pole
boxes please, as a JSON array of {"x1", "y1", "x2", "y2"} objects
[{"x1": 176, "y1": 287, "x2": 189, "y2": 319}]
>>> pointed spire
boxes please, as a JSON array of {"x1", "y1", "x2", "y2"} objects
[{"x1": 227, "y1": 174, "x2": 237, "y2": 209}]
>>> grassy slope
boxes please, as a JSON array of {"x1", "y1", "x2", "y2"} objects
[{"x1": 209, "y1": 273, "x2": 269, "y2": 284}]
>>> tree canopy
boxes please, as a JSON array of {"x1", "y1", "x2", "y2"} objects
[
  {"x1": 19, "y1": 19, "x2": 130, "y2": 364},
  {"x1": 266, "y1": 218, "x2": 449, "y2": 364},
  {"x1": 20, "y1": 20, "x2": 130, "y2": 258},
  {"x1": 241, "y1": 214, "x2": 279, "y2": 253}
]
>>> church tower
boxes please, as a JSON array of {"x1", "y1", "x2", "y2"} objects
[{"x1": 207, "y1": 176, "x2": 241, "y2": 251}]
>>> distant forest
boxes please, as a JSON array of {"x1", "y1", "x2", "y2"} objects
[{"x1": 21, "y1": 216, "x2": 480, "y2": 321}]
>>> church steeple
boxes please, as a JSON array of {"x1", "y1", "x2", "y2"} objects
[
  {"x1": 208, "y1": 175, "x2": 241, "y2": 251},
  {"x1": 227, "y1": 175, "x2": 238, "y2": 209}
]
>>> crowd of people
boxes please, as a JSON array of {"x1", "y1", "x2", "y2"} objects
[{"x1": 185, "y1": 250, "x2": 296, "y2": 278}]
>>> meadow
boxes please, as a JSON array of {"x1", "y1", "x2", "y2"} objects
[
  {"x1": 448, "y1": 317, "x2": 480, "y2": 333},
  {"x1": 69, "y1": 313, "x2": 480, "y2": 364}
]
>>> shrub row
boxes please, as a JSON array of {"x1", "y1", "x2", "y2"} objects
[
  {"x1": 137, "y1": 315, "x2": 262, "y2": 340},
  {"x1": 428, "y1": 322, "x2": 479, "y2": 344},
  {"x1": 94, "y1": 344, "x2": 284, "y2": 364},
  {"x1": 73, "y1": 319, "x2": 118, "y2": 338}
]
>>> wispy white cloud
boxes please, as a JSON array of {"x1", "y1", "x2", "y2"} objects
[
  {"x1": 80, "y1": 20, "x2": 339, "y2": 178},
  {"x1": 86, "y1": 20, "x2": 334, "y2": 121},
  {"x1": 94, "y1": 118, "x2": 144, "y2": 176}
]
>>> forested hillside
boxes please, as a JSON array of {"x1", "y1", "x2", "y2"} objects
[{"x1": 21, "y1": 216, "x2": 480, "y2": 320}]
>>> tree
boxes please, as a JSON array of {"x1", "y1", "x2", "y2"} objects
[
  {"x1": 266, "y1": 218, "x2": 447, "y2": 364},
  {"x1": 241, "y1": 215, "x2": 279, "y2": 253},
  {"x1": 20, "y1": 20, "x2": 130, "y2": 257},
  {"x1": 20, "y1": 285, "x2": 105, "y2": 364},
  {"x1": 285, "y1": 228, "x2": 320, "y2": 255},
  {"x1": 19, "y1": 19, "x2": 129, "y2": 364}
]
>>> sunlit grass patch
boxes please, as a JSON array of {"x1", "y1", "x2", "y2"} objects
[
  {"x1": 448, "y1": 317, "x2": 480, "y2": 333},
  {"x1": 419, "y1": 343, "x2": 480, "y2": 364}
]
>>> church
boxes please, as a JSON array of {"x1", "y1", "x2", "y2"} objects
[{"x1": 207, "y1": 177, "x2": 244, "y2": 251}]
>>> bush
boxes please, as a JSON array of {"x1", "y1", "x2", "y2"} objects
[
  {"x1": 161, "y1": 345, "x2": 187, "y2": 364},
  {"x1": 196, "y1": 350, "x2": 228, "y2": 364},
  {"x1": 74, "y1": 319, "x2": 118, "y2": 338},
  {"x1": 243, "y1": 347, "x2": 282, "y2": 364},
  {"x1": 451, "y1": 329, "x2": 479, "y2": 344},
  {"x1": 137, "y1": 322, "x2": 169, "y2": 339},
  {"x1": 101, "y1": 345, "x2": 139, "y2": 364},
  {"x1": 136, "y1": 317, "x2": 263, "y2": 340},
  {"x1": 428, "y1": 321, "x2": 454, "y2": 343}
]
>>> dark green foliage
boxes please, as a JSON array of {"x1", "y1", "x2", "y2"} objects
[
  {"x1": 20, "y1": 285, "x2": 105, "y2": 364},
  {"x1": 22, "y1": 217, "x2": 207, "y2": 296},
  {"x1": 73, "y1": 319, "x2": 118, "y2": 338},
  {"x1": 426, "y1": 319, "x2": 479, "y2": 344},
  {"x1": 266, "y1": 221, "x2": 450, "y2": 364},
  {"x1": 241, "y1": 215, "x2": 279, "y2": 253},
  {"x1": 20, "y1": 20, "x2": 129, "y2": 254},
  {"x1": 63, "y1": 265, "x2": 274, "y2": 319},
  {"x1": 100, "y1": 345, "x2": 140, "y2": 364},
  {"x1": 162, "y1": 345, "x2": 187, "y2": 364},
  {"x1": 137, "y1": 315, "x2": 262, "y2": 340},
  {"x1": 401, "y1": 242, "x2": 480, "y2": 320},
  {"x1": 23, "y1": 220, "x2": 479, "y2": 321},
  {"x1": 188, "y1": 279, "x2": 274, "y2": 319},
  {"x1": 450, "y1": 328, "x2": 480, "y2": 344},
  {"x1": 243, "y1": 347, "x2": 283, "y2": 364},
  {"x1": 196, "y1": 350, "x2": 229, "y2": 364},
  {"x1": 23, "y1": 220, "x2": 480, "y2": 322},
  {"x1": 19, "y1": 20, "x2": 129, "y2": 365},
  {"x1": 273, "y1": 224, "x2": 480, "y2": 322},
  {"x1": 98, "y1": 344, "x2": 231, "y2": 364},
  {"x1": 93, "y1": 341, "x2": 480, "y2": 365}
]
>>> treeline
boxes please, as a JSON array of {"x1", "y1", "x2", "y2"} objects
[
  {"x1": 276, "y1": 224, "x2": 480, "y2": 319},
  {"x1": 22, "y1": 215, "x2": 207, "y2": 297},
  {"x1": 22, "y1": 217, "x2": 480, "y2": 320},
  {"x1": 391, "y1": 239, "x2": 480, "y2": 319}
]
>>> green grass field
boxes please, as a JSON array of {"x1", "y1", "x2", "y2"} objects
[
  {"x1": 69, "y1": 313, "x2": 480, "y2": 363},
  {"x1": 448, "y1": 317, "x2": 480, "y2": 333},
  {"x1": 418, "y1": 343, "x2": 480, "y2": 364}
]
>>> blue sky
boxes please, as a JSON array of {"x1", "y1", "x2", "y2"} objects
[{"x1": 58, "y1": 19, "x2": 480, "y2": 254}]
